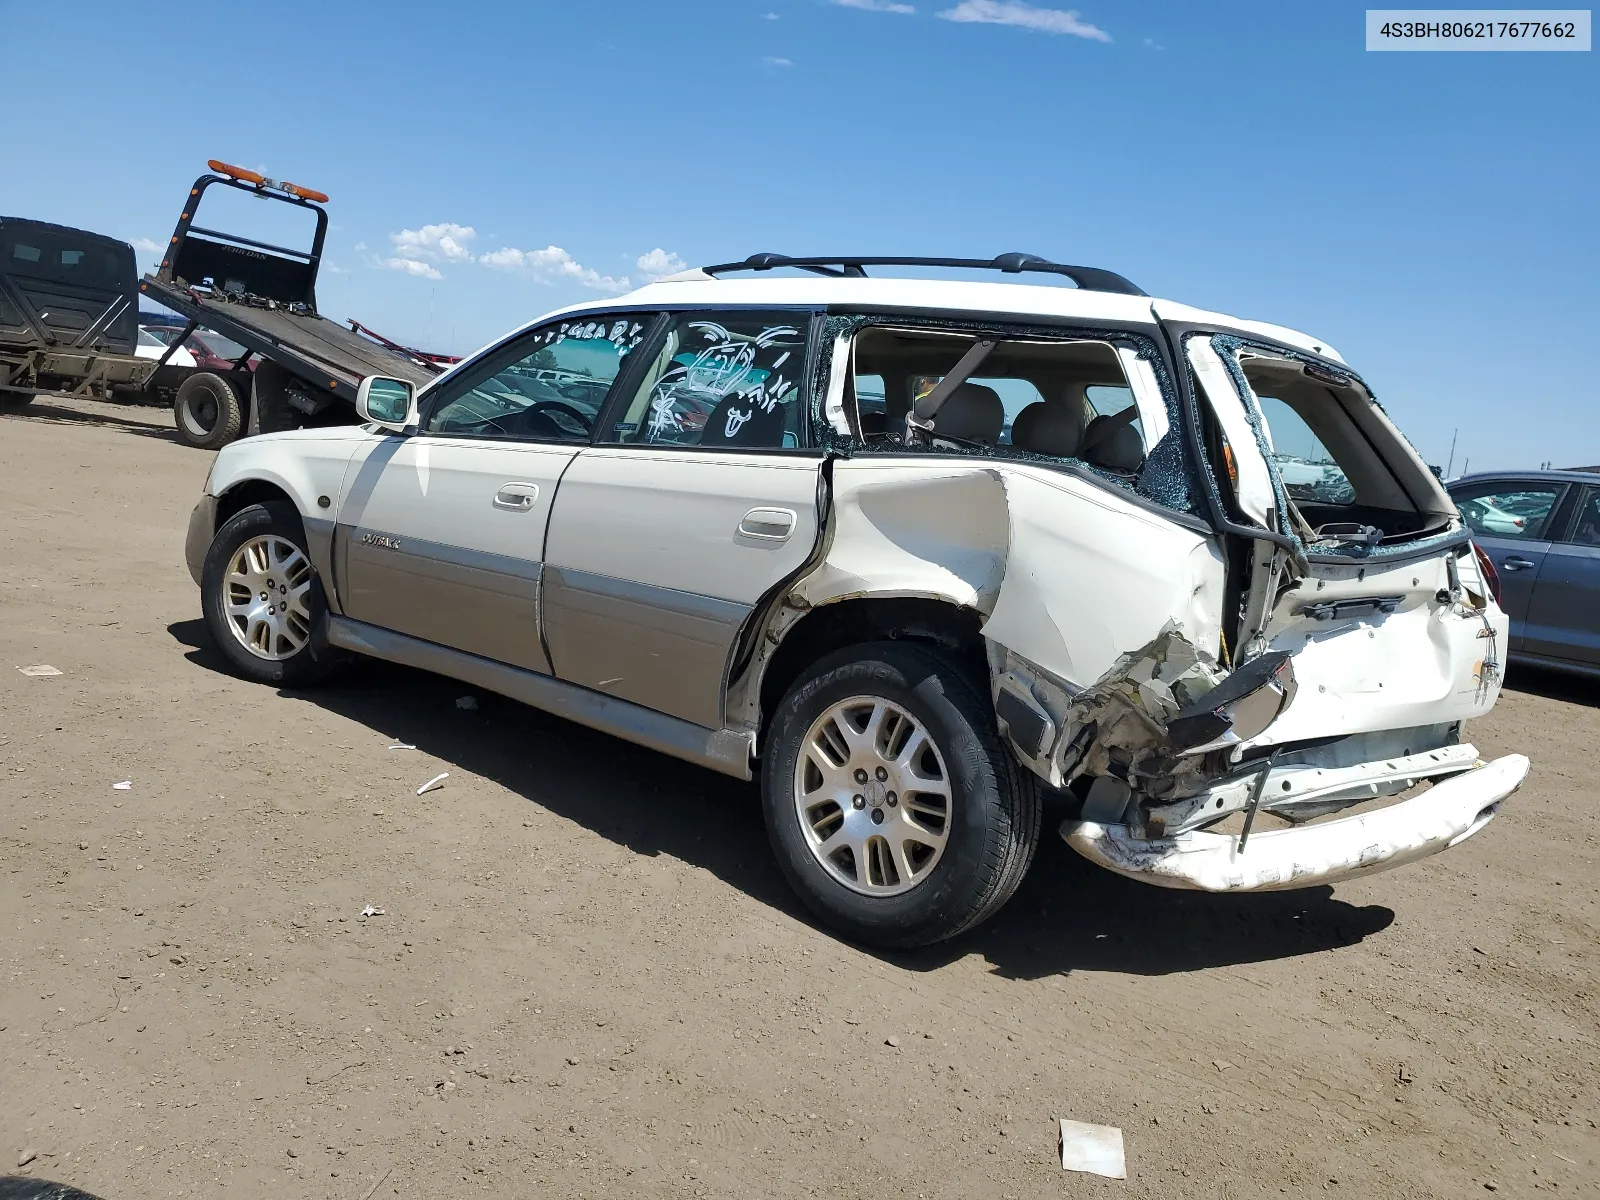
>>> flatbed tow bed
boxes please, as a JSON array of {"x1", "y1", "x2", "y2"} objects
[{"x1": 138, "y1": 161, "x2": 441, "y2": 448}]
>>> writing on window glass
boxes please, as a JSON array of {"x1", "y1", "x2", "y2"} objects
[
  {"x1": 648, "y1": 322, "x2": 800, "y2": 441},
  {"x1": 537, "y1": 318, "x2": 648, "y2": 353}
]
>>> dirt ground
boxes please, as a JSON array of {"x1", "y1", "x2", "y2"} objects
[{"x1": 1, "y1": 395, "x2": 1596, "y2": 1200}]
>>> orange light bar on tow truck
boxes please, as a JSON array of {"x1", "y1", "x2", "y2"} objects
[
  {"x1": 282, "y1": 182, "x2": 330, "y2": 203},
  {"x1": 206, "y1": 159, "x2": 330, "y2": 204}
]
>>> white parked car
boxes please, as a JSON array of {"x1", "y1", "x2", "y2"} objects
[
  {"x1": 135, "y1": 328, "x2": 196, "y2": 368},
  {"x1": 182, "y1": 253, "x2": 1528, "y2": 947}
]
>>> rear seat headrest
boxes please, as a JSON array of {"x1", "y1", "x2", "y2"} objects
[
  {"x1": 931, "y1": 381, "x2": 1003, "y2": 446},
  {"x1": 1081, "y1": 412, "x2": 1145, "y2": 473},
  {"x1": 1010, "y1": 401, "x2": 1081, "y2": 457}
]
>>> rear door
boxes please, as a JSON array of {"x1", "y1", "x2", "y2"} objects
[
  {"x1": 1451, "y1": 479, "x2": 1569, "y2": 645},
  {"x1": 542, "y1": 311, "x2": 821, "y2": 729},
  {"x1": 334, "y1": 314, "x2": 650, "y2": 673},
  {"x1": 1522, "y1": 484, "x2": 1600, "y2": 666}
]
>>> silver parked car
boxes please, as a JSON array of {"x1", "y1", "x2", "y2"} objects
[{"x1": 1449, "y1": 469, "x2": 1600, "y2": 678}]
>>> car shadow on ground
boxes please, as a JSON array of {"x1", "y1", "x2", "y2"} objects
[
  {"x1": 1505, "y1": 663, "x2": 1597, "y2": 708},
  {"x1": 1, "y1": 400, "x2": 180, "y2": 442},
  {"x1": 169, "y1": 619, "x2": 1396, "y2": 980}
]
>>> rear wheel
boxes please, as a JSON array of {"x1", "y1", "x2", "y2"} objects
[
  {"x1": 0, "y1": 389, "x2": 36, "y2": 410},
  {"x1": 201, "y1": 501, "x2": 338, "y2": 687},
  {"x1": 174, "y1": 371, "x2": 244, "y2": 449},
  {"x1": 761, "y1": 642, "x2": 1041, "y2": 949}
]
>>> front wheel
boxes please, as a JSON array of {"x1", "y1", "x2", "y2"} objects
[
  {"x1": 201, "y1": 501, "x2": 338, "y2": 687},
  {"x1": 762, "y1": 642, "x2": 1041, "y2": 949}
]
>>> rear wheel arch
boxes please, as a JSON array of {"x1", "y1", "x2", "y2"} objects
[{"x1": 753, "y1": 595, "x2": 989, "y2": 753}]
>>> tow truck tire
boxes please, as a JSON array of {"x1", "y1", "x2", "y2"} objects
[
  {"x1": 0, "y1": 389, "x2": 35, "y2": 410},
  {"x1": 761, "y1": 642, "x2": 1042, "y2": 950},
  {"x1": 174, "y1": 372, "x2": 244, "y2": 450}
]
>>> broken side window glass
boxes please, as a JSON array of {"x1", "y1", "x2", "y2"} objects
[{"x1": 850, "y1": 327, "x2": 1145, "y2": 474}]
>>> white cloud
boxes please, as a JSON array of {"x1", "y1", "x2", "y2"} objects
[
  {"x1": 383, "y1": 257, "x2": 443, "y2": 280},
  {"x1": 937, "y1": 0, "x2": 1109, "y2": 39},
  {"x1": 832, "y1": 0, "x2": 916, "y2": 13},
  {"x1": 131, "y1": 236, "x2": 163, "y2": 253},
  {"x1": 477, "y1": 244, "x2": 629, "y2": 292},
  {"x1": 763, "y1": 10, "x2": 780, "y2": 17},
  {"x1": 388, "y1": 222, "x2": 477, "y2": 262},
  {"x1": 353, "y1": 241, "x2": 368, "y2": 252},
  {"x1": 763, "y1": 55, "x2": 794, "y2": 66},
  {"x1": 636, "y1": 248, "x2": 688, "y2": 281}
]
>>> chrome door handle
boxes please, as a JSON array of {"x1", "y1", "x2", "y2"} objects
[
  {"x1": 1502, "y1": 556, "x2": 1536, "y2": 571},
  {"x1": 493, "y1": 482, "x2": 539, "y2": 511},
  {"x1": 738, "y1": 507, "x2": 797, "y2": 540}
]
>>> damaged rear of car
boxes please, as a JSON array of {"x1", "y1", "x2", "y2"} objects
[
  {"x1": 187, "y1": 252, "x2": 1527, "y2": 950},
  {"x1": 732, "y1": 266, "x2": 1527, "y2": 942}
]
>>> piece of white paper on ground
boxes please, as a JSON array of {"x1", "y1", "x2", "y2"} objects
[
  {"x1": 112, "y1": 781, "x2": 132, "y2": 791},
  {"x1": 416, "y1": 773, "x2": 448, "y2": 795},
  {"x1": 1059, "y1": 1119, "x2": 1125, "y2": 1178},
  {"x1": 17, "y1": 665, "x2": 64, "y2": 677}
]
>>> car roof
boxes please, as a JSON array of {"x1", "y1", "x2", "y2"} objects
[
  {"x1": 1448, "y1": 469, "x2": 1600, "y2": 488},
  {"x1": 518, "y1": 273, "x2": 1347, "y2": 364}
]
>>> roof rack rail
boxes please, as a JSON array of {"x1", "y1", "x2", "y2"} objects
[{"x1": 701, "y1": 253, "x2": 1146, "y2": 297}]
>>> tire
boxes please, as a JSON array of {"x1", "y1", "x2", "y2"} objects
[
  {"x1": 250, "y1": 360, "x2": 299, "y2": 435},
  {"x1": 200, "y1": 501, "x2": 338, "y2": 688},
  {"x1": 0, "y1": 389, "x2": 35, "y2": 410},
  {"x1": 762, "y1": 642, "x2": 1041, "y2": 949},
  {"x1": 174, "y1": 371, "x2": 244, "y2": 450}
]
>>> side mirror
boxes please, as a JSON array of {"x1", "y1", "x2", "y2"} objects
[{"x1": 356, "y1": 376, "x2": 415, "y2": 432}]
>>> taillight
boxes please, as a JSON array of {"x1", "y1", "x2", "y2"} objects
[{"x1": 1473, "y1": 543, "x2": 1502, "y2": 606}]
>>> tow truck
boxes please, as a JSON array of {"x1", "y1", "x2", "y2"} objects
[{"x1": 138, "y1": 160, "x2": 445, "y2": 449}]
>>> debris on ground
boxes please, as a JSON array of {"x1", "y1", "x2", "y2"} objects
[
  {"x1": 1059, "y1": 1119, "x2": 1125, "y2": 1179},
  {"x1": 455, "y1": 696, "x2": 478, "y2": 711},
  {"x1": 359, "y1": 905, "x2": 385, "y2": 918},
  {"x1": 17, "y1": 665, "x2": 63, "y2": 677},
  {"x1": 388, "y1": 741, "x2": 416, "y2": 751},
  {"x1": 112, "y1": 780, "x2": 132, "y2": 791},
  {"x1": 416, "y1": 773, "x2": 448, "y2": 796},
  {"x1": 17, "y1": 1148, "x2": 38, "y2": 1167}
]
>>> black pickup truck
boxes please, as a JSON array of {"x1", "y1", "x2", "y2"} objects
[
  {"x1": 0, "y1": 218, "x2": 191, "y2": 407},
  {"x1": 138, "y1": 161, "x2": 442, "y2": 449}
]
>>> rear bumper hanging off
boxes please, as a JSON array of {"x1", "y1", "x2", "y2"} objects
[{"x1": 1060, "y1": 753, "x2": 1529, "y2": 892}]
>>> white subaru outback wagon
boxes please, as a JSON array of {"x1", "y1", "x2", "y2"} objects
[{"x1": 184, "y1": 253, "x2": 1529, "y2": 948}]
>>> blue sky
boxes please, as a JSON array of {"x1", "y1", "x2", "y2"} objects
[{"x1": 2, "y1": 0, "x2": 1593, "y2": 471}]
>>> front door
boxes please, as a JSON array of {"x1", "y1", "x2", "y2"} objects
[
  {"x1": 542, "y1": 311, "x2": 822, "y2": 729},
  {"x1": 334, "y1": 314, "x2": 649, "y2": 672}
]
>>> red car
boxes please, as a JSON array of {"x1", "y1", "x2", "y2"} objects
[{"x1": 142, "y1": 325, "x2": 257, "y2": 373}]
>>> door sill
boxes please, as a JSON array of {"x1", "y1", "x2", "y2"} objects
[
  {"x1": 326, "y1": 616, "x2": 755, "y2": 779},
  {"x1": 1509, "y1": 649, "x2": 1600, "y2": 681}
]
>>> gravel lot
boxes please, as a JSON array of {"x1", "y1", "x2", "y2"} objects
[{"x1": 2, "y1": 397, "x2": 1596, "y2": 1199}]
